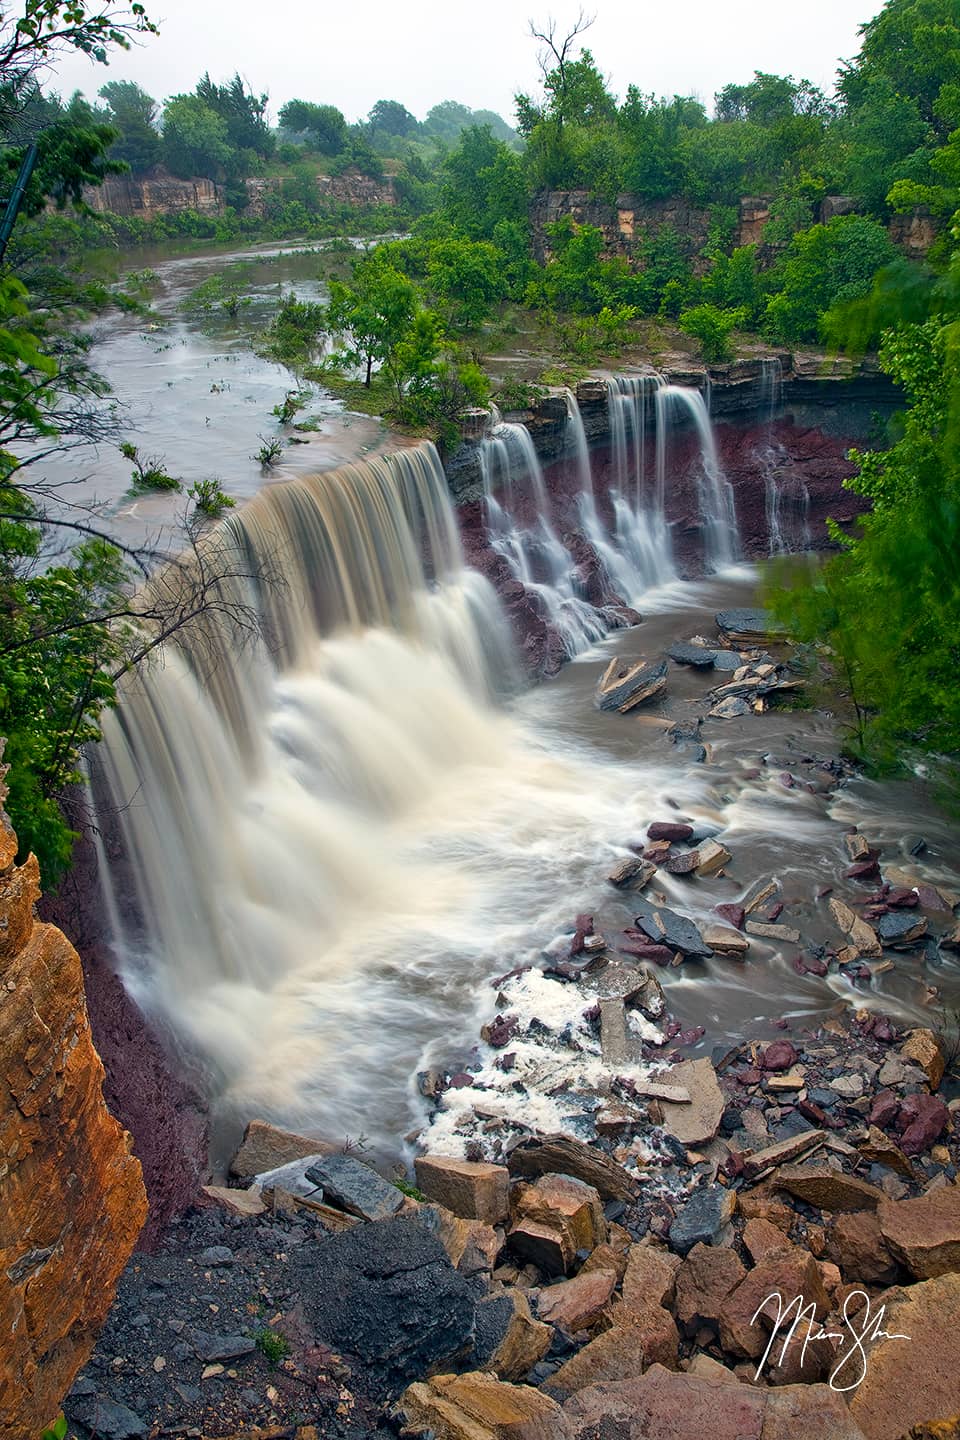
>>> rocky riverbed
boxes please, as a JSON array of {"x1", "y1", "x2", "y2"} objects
[{"x1": 60, "y1": 607, "x2": 960, "y2": 1440}]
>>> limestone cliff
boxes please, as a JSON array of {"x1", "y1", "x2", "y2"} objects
[{"x1": 0, "y1": 772, "x2": 148, "y2": 1439}]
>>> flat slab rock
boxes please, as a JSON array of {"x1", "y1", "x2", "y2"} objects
[
  {"x1": 633, "y1": 897, "x2": 713, "y2": 960},
  {"x1": 715, "y1": 608, "x2": 787, "y2": 644},
  {"x1": 658, "y1": 1059, "x2": 725, "y2": 1147},
  {"x1": 559, "y1": 1364, "x2": 866, "y2": 1439},
  {"x1": 304, "y1": 1154, "x2": 405, "y2": 1222}
]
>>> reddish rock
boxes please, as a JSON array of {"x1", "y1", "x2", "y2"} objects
[
  {"x1": 761, "y1": 1040, "x2": 799, "y2": 1072},
  {"x1": 869, "y1": 1090, "x2": 901, "y2": 1129},
  {"x1": 547, "y1": 1322, "x2": 658, "y2": 1396},
  {"x1": 674, "y1": 1242, "x2": 746, "y2": 1336},
  {"x1": 0, "y1": 796, "x2": 148, "y2": 1440},
  {"x1": 828, "y1": 1210, "x2": 898, "y2": 1285},
  {"x1": 537, "y1": 1268, "x2": 618, "y2": 1332},
  {"x1": 414, "y1": 1155, "x2": 510, "y2": 1224},
  {"x1": 621, "y1": 1244, "x2": 680, "y2": 1310},
  {"x1": 877, "y1": 1185, "x2": 960, "y2": 1278},
  {"x1": 648, "y1": 821, "x2": 694, "y2": 842},
  {"x1": 848, "y1": 1274, "x2": 960, "y2": 1440},
  {"x1": 719, "y1": 1247, "x2": 830, "y2": 1358},
  {"x1": 896, "y1": 1094, "x2": 949, "y2": 1156},
  {"x1": 743, "y1": 1217, "x2": 793, "y2": 1263},
  {"x1": 715, "y1": 903, "x2": 746, "y2": 930}
]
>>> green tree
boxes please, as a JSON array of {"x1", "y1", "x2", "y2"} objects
[
  {"x1": 367, "y1": 98, "x2": 418, "y2": 138},
  {"x1": 425, "y1": 236, "x2": 506, "y2": 329},
  {"x1": 196, "y1": 71, "x2": 273, "y2": 159},
  {"x1": 326, "y1": 255, "x2": 437, "y2": 404},
  {"x1": 278, "y1": 98, "x2": 346, "y2": 155},
  {"x1": 763, "y1": 215, "x2": 898, "y2": 342},
  {"x1": 161, "y1": 92, "x2": 231, "y2": 178},
  {"x1": 99, "y1": 79, "x2": 159, "y2": 171}
]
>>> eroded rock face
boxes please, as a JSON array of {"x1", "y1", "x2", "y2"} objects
[{"x1": 0, "y1": 792, "x2": 148, "y2": 1440}]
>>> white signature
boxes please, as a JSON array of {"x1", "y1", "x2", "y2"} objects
[{"x1": 752, "y1": 1290, "x2": 911, "y2": 1392}]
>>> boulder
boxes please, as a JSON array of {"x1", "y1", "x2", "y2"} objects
[
  {"x1": 473, "y1": 1289, "x2": 552, "y2": 1381},
  {"x1": 896, "y1": 1094, "x2": 949, "y2": 1155},
  {"x1": 668, "y1": 1183, "x2": 736, "y2": 1255},
  {"x1": 633, "y1": 898, "x2": 713, "y2": 959},
  {"x1": 304, "y1": 1154, "x2": 405, "y2": 1222},
  {"x1": 877, "y1": 1185, "x2": 960, "y2": 1278},
  {"x1": 668, "y1": 642, "x2": 715, "y2": 668},
  {"x1": 414, "y1": 1155, "x2": 510, "y2": 1224},
  {"x1": 547, "y1": 1322, "x2": 659, "y2": 1396},
  {"x1": 827, "y1": 1210, "x2": 898, "y2": 1285},
  {"x1": 597, "y1": 656, "x2": 668, "y2": 712},
  {"x1": 848, "y1": 1273, "x2": 960, "y2": 1440},
  {"x1": 719, "y1": 1247, "x2": 830, "y2": 1358},
  {"x1": 742, "y1": 1217, "x2": 793, "y2": 1263},
  {"x1": 740, "y1": 1128, "x2": 823, "y2": 1179},
  {"x1": 899, "y1": 1029, "x2": 945, "y2": 1090},
  {"x1": 421, "y1": 1204, "x2": 502, "y2": 1276},
  {"x1": 536, "y1": 1267, "x2": 618, "y2": 1332},
  {"x1": 774, "y1": 1163, "x2": 883, "y2": 1213},
  {"x1": 507, "y1": 1134, "x2": 637, "y2": 1203},
  {"x1": 659, "y1": 1059, "x2": 725, "y2": 1146},
  {"x1": 509, "y1": 1173, "x2": 607, "y2": 1276},
  {"x1": 716, "y1": 608, "x2": 787, "y2": 644},
  {"x1": 715, "y1": 903, "x2": 746, "y2": 930},
  {"x1": 400, "y1": 1370, "x2": 564, "y2": 1440},
  {"x1": 229, "y1": 1119, "x2": 334, "y2": 1178},
  {"x1": 304, "y1": 1214, "x2": 476, "y2": 1397},
  {"x1": 622, "y1": 1244, "x2": 680, "y2": 1310},
  {"x1": 877, "y1": 912, "x2": 928, "y2": 947},
  {"x1": 560, "y1": 1365, "x2": 866, "y2": 1440},
  {"x1": 674, "y1": 1242, "x2": 746, "y2": 1336},
  {"x1": 648, "y1": 821, "x2": 695, "y2": 842}
]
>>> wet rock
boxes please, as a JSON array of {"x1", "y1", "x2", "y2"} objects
[
  {"x1": 509, "y1": 1174, "x2": 607, "y2": 1276},
  {"x1": 420, "y1": 1203, "x2": 501, "y2": 1276},
  {"x1": 659, "y1": 1059, "x2": 725, "y2": 1147},
  {"x1": 711, "y1": 649, "x2": 744, "y2": 671},
  {"x1": 674, "y1": 1242, "x2": 745, "y2": 1336},
  {"x1": 719, "y1": 1247, "x2": 830, "y2": 1358},
  {"x1": 304, "y1": 1155, "x2": 405, "y2": 1222},
  {"x1": 896, "y1": 1094, "x2": 949, "y2": 1156},
  {"x1": 867, "y1": 1089, "x2": 901, "y2": 1131},
  {"x1": 899, "y1": 1029, "x2": 945, "y2": 1090},
  {"x1": 537, "y1": 1268, "x2": 618, "y2": 1332},
  {"x1": 877, "y1": 911, "x2": 928, "y2": 947},
  {"x1": 608, "y1": 856, "x2": 657, "y2": 889},
  {"x1": 828, "y1": 898, "x2": 882, "y2": 957},
  {"x1": 668, "y1": 642, "x2": 715, "y2": 667},
  {"x1": 507, "y1": 1134, "x2": 636, "y2": 1202},
  {"x1": 597, "y1": 656, "x2": 668, "y2": 712},
  {"x1": 308, "y1": 1214, "x2": 476, "y2": 1397},
  {"x1": 743, "y1": 877, "x2": 780, "y2": 914},
  {"x1": 877, "y1": 1185, "x2": 960, "y2": 1278},
  {"x1": 774, "y1": 1163, "x2": 883, "y2": 1212},
  {"x1": 668, "y1": 1184, "x2": 736, "y2": 1256},
  {"x1": 633, "y1": 898, "x2": 713, "y2": 959},
  {"x1": 230, "y1": 1119, "x2": 334, "y2": 1178},
  {"x1": 473, "y1": 1290, "x2": 552, "y2": 1381},
  {"x1": 844, "y1": 833, "x2": 873, "y2": 862},
  {"x1": 715, "y1": 903, "x2": 746, "y2": 930},
  {"x1": 695, "y1": 839, "x2": 732, "y2": 876},
  {"x1": 400, "y1": 1370, "x2": 563, "y2": 1439},
  {"x1": 647, "y1": 820, "x2": 695, "y2": 842},
  {"x1": 561, "y1": 1365, "x2": 865, "y2": 1440},
  {"x1": 414, "y1": 1156, "x2": 510, "y2": 1225},
  {"x1": 827, "y1": 1210, "x2": 898, "y2": 1284},
  {"x1": 746, "y1": 920, "x2": 802, "y2": 944},
  {"x1": 482, "y1": 1013, "x2": 520, "y2": 1048},
  {"x1": 848, "y1": 1273, "x2": 960, "y2": 1440},
  {"x1": 716, "y1": 608, "x2": 786, "y2": 645},
  {"x1": 709, "y1": 695, "x2": 751, "y2": 719},
  {"x1": 703, "y1": 925, "x2": 749, "y2": 958},
  {"x1": 740, "y1": 1127, "x2": 824, "y2": 1179},
  {"x1": 761, "y1": 1040, "x2": 799, "y2": 1072}
]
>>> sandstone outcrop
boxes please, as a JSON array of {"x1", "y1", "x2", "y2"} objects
[{"x1": 0, "y1": 781, "x2": 148, "y2": 1439}]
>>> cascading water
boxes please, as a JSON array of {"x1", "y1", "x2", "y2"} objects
[
  {"x1": 656, "y1": 384, "x2": 739, "y2": 570},
  {"x1": 755, "y1": 357, "x2": 810, "y2": 553},
  {"x1": 480, "y1": 409, "x2": 609, "y2": 654},
  {"x1": 92, "y1": 439, "x2": 713, "y2": 1148}
]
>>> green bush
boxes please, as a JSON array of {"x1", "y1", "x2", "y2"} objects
[
  {"x1": 188, "y1": 479, "x2": 235, "y2": 518},
  {"x1": 763, "y1": 215, "x2": 898, "y2": 343},
  {"x1": 678, "y1": 304, "x2": 745, "y2": 362}
]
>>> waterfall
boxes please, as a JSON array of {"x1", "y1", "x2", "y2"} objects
[
  {"x1": 764, "y1": 446, "x2": 811, "y2": 554},
  {"x1": 480, "y1": 411, "x2": 610, "y2": 656},
  {"x1": 759, "y1": 356, "x2": 783, "y2": 426},
  {"x1": 656, "y1": 385, "x2": 739, "y2": 571}
]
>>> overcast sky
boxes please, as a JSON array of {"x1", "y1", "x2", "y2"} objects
[{"x1": 49, "y1": 0, "x2": 882, "y2": 124}]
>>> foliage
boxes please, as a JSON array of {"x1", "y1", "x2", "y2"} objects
[
  {"x1": 40, "y1": 1416, "x2": 67, "y2": 1440},
  {"x1": 272, "y1": 389, "x2": 308, "y2": 423},
  {"x1": 253, "y1": 1327, "x2": 291, "y2": 1365},
  {"x1": 180, "y1": 266, "x2": 252, "y2": 319},
  {"x1": 763, "y1": 215, "x2": 899, "y2": 342},
  {"x1": 254, "y1": 434, "x2": 284, "y2": 466},
  {"x1": 495, "y1": 377, "x2": 547, "y2": 410},
  {"x1": 187, "y1": 478, "x2": 234, "y2": 518},
  {"x1": 392, "y1": 1176, "x2": 426, "y2": 1200},
  {"x1": 119, "y1": 440, "x2": 180, "y2": 491},
  {"x1": 278, "y1": 99, "x2": 346, "y2": 155},
  {"x1": 99, "y1": 79, "x2": 160, "y2": 171},
  {"x1": 259, "y1": 293, "x2": 328, "y2": 366},
  {"x1": 161, "y1": 92, "x2": 232, "y2": 179},
  {"x1": 678, "y1": 303, "x2": 744, "y2": 362}
]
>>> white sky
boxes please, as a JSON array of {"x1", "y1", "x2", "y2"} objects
[{"x1": 49, "y1": 0, "x2": 882, "y2": 125}]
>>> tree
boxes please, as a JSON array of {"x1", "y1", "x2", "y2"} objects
[
  {"x1": 196, "y1": 71, "x2": 274, "y2": 159},
  {"x1": 440, "y1": 126, "x2": 529, "y2": 238},
  {"x1": 99, "y1": 79, "x2": 159, "y2": 171},
  {"x1": 325, "y1": 255, "x2": 442, "y2": 410},
  {"x1": 367, "y1": 98, "x2": 418, "y2": 138},
  {"x1": 840, "y1": 0, "x2": 960, "y2": 135},
  {"x1": 715, "y1": 72, "x2": 830, "y2": 125},
  {"x1": 0, "y1": 0, "x2": 157, "y2": 99},
  {"x1": 277, "y1": 98, "x2": 346, "y2": 155},
  {"x1": 161, "y1": 92, "x2": 231, "y2": 178},
  {"x1": 519, "y1": 8, "x2": 598, "y2": 133},
  {"x1": 426, "y1": 236, "x2": 506, "y2": 329},
  {"x1": 763, "y1": 215, "x2": 898, "y2": 342}
]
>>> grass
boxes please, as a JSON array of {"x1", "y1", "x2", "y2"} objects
[{"x1": 253, "y1": 1327, "x2": 291, "y2": 1365}]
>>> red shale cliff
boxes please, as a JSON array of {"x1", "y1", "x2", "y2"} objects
[{"x1": 0, "y1": 768, "x2": 148, "y2": 1438}]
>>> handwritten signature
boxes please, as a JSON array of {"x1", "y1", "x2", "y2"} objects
[{"x1": 752, "y1": 1290, "x2": 910, "y2": 1392}]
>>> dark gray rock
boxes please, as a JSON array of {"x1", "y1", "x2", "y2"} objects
[
  {"x1": 197, "y1": 1246, "x2": 234, "y2": 1266},
  {"x1": 716, "y1": 608, "x2": 787, "y2": 643},
  {"x1": 68, "y1": 1396, "x2": 148, "y2": 1440},
  {"x1": 633, "y1": 898, "x2": 713, "y2": 960},
  {"x1": 668, "y1": 1184, "x2": 735, "y2": 1255},
  {"x1": 668, "y1": 642, "x2": 715, "y2": 668},
  {"x1": 201, "y1": 1333, "x2": 257, "y2": 1362},
  {"x1": 472, "y1": 1292, "x2": 515, "y2": 1368},
  {"x1": 304, "y1": 1154, "x2": 406, "y2": 1221},
  {"x1": 710, "y1": 649, "x2": 744, "y2": 672},
  {"x1": 297, "y1": 1214, "x2": 476, "y2": 1397},
  {"x1": 877, "y1": 911, "x2": 928, "y2": 947}
]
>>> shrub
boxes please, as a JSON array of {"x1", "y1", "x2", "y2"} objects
[
  {"x1": 253, "y1": 1327, "x2": 291, "y2": 1365},
  {"x1": 188, "y1": 479, "x2": 235, "y2": 518},
  {"x1": 254, "y1": 435, "x2": 284, "y2": 467},
  {"x1": 678, "y1": 304, "x2": 745, "y2": 362},
  {"x1": 120, "y1": 441, "x2": 181, "y2": 492},
  {"x1": 763, "y1": 215, "x2": 898, "y2": 343}
]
